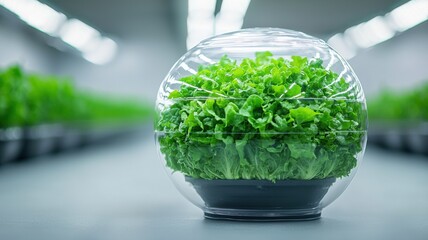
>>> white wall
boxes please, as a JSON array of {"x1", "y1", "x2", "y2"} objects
[
  {"x1": 0, "y1": 18, "x2": 57, "y2": 73},
  {"x1": 349, "y1": 22, "x2": 428, "y2": 99},
  {"x1": 54, "y1": 36, "x2": 182, "y2": 103}
]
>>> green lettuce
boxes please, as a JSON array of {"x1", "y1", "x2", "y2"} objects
[{"x1": 156, "y1": 52, "x2": 365, "y2": 181}]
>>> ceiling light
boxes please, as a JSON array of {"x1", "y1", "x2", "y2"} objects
[
  {"x1": 217, "y1": 0, "x2": 251, "y2": 15},
  {"x1": 327, "y1": 0, "x2": 428, "y2": 60},
  {"x1": 186, "y1": 0, "x2": 252, "y2": 49},
  {"x1": 188, "y1": 0, "x2": 216, "y2": 14},
  {"x1": 59, "y1": 19, "x2": 100, "y2": 51},
  {"x1": 214, "y1": 0, "x2": 251, "y2": 35},
  {"x1": 83, "y1": 37, "x2": 117, "y2": 65},
  {"x1": 345, "y1": 16, "x2": 394, "y2": 49},
  {"x1": 0, "y1": 0, "x2": 118, "y2": 65},
  {"x1": 0, "y1": 0, "x2": 65, "y2": 35},
  {"x1": 187, "y1": 14, "x2": 215, "y2": 35},
  {"x1": 186, "y1": 0, "x2": 217, "y2": 49},
  {"x1": 327, "y1": 33, "x2": 357, "y2": 60},
  {"x1": 386, "y1": 0, "x2": 428, "y2": 32}
]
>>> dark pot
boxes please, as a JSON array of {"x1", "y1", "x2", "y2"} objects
[
  {"x1": 80, "y1": 125, "x2": 114, "y2": 145},
  {"x1": 406, "y1": 131, "x2": 428, "y2": 154},
  {"x1": 407, "y1": 123, "x2": 428, "y2": 154},
  {"x1": 186, "y1": 176, "x2": 335, "y2": 221},
  {"x1": 57, "y1": 127, "x2": 84, "y2": 151},
  {"x1": 0, "y1": 127, "x2": 23, "y2": 163},
  {"x1": 383, "y1": 130, "x2": 406, "y2": 150},
  {"x1": 20, "y1": 124, "x2": 64, "y2": 159}
]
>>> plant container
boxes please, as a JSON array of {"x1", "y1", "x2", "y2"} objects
[{"x1": 155, "y1": 28, "x2": 368, "y2": 221}]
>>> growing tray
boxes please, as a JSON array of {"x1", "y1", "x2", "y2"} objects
[
  {"x1": 369, "y1": 121, "x2": 428, "y2": 154},
  {"x1": 0, "y1": 127, "x2": 23, "y2": 163},
  {"x1": 19, "y1": 124, "x2": 64, "y2": 159}
]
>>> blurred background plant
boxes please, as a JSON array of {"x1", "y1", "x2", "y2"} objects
[
  {"x1": 0, "y1": 65, "x2": 152, "y2": 129},
  {"x1": 368, "y1": 82, "x2": 428, "y2": 121}
]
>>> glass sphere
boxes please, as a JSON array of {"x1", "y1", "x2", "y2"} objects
[{"x1": 155, "y1": 28, "x2": 367, "y2": 221}]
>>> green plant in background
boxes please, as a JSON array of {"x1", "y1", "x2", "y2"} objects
[
  {"x1": 0, "y1": 66, "x2": 28, "y2": 128},
  {"x1": 156, "y1": 52, "x2": 366, "y2": 181},
  {"x1": 368, "y1": 83, "x2": 428, "y2": 121},
  {"x1": 79, "y1": 93, "x2": 153, "y2": 126},
  {"x1": 0, "y1": 65, "x2": 153, "y2": 128}
]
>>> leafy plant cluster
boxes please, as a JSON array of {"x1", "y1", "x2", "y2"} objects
[
  {"x1": 368, "y1": 83, "x2": 428, "y2": 121},
  {"x1": 157, "y1": 52, "x2": 366, "y2": 181},
  {"x1": 0, "y1": 65, "x2": 152, "y2": 128}
]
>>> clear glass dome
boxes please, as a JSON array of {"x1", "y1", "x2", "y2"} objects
[{"x1": 155, "y1": 28, "x2": 367, "y2": 221}]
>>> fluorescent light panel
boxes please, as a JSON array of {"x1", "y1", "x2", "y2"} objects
[
  {"x1": 186, "y1": 0, "x2": 216, "y2": 49},
  {"x1": 186, "y1": 0, "x2": 251, "y2": 49},
  {"x1": 0, "y1": 0, "x2": 65, "y2": 35},
  {"x1": 0, "y1": 0, "x2": 117, "y2": 65},
  {"x1": 328, "y1": 0, "x2": 428, "y2": 60},
  {"x1": 327, "y1": 33, "x2": 357, "y2": 60},
  {"x1": 59, "y1": 19, "x2": 100, "y2": 51},
  {"x1": 215, "y1": 0, "x2": 251, "y2": 35},
  {"x1": 387, "y1": 0, "x2": 428, "y2": 32},
  {"x1": 345, "y1": 16, "x2": 395, "y2": 49},
  {"x1": 188, "y1": 0, "x2": 216, "y2": 14},
  {"x1": 83, "y1": 37, "x2": 117, "y2": 65}
]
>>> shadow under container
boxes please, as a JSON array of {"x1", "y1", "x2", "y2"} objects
[{"x1": 155, "y1": 28, "x2": 368, "y2": 221}]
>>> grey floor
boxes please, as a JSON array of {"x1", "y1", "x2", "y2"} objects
[{"x1": 0, "y1": 134, "x2": 427, "y2": 240}]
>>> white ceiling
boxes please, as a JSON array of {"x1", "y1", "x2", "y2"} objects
[
  {"x1": 244, "y1": 0, "x2": 404, "y2": 37},
  {"x1": 46, "y1": 0, "x2": 404, "y2": 41}
]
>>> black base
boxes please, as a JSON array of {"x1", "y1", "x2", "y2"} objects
[
  {"x1": 204, "y1": 212, "x2": 321, "y2": 221},
  {"x1": 187, "y1": 177, "x2": 335, "y2": 209},
  {"x1": 186, "y1": 177, "x2": 335, "y2": 221}
]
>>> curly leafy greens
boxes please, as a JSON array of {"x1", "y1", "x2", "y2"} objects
[{"x1": 157, "y1": 52, "x2": 365, "y2": 181}]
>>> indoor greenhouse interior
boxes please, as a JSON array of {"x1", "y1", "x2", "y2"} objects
[{"x1": 0, "y1": 0, "x2": 427, "y2": 239}]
